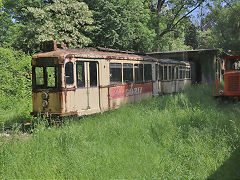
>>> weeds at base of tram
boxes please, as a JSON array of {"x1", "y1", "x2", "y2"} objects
[{"x1": 1, "y1": 85, "x2": 240, "y2": 179}]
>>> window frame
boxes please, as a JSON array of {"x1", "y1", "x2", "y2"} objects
[
  {"x1": 33, "y1": 65, "x2": 59, "y2": 90},
  {"x1": 144, "y1": 63, "x2": 152, "y2": 82},
  {"x1": 89, "y1": 61, "x2": 98, "y2": 87},
  {"x1": 123, "y1": 63, "x2": 133, "y2": 83},
  {"x1": 176, "y1": 66, "x2": 179, "y2": 80},
  {"x1": 65, "y1": 62, "x2": 74, "y2": 86},
  {"x1": 168, "y1": 66, "x2": 172, "y2": 81},
  {"x1": 159, "y1": 64, "x2": 163, "y2": 81},
  {"x1": 163, "y1": 65, "x2": 168, "y2": 81},
  {"x1": 76, "y1": 61, "x2": 85, "y2": 88},
  {"x1": 110, "y1": 63, "x2": 122, "y2": 85},
  {"x1": 134, "y1": 63, "x2": 144, "y2": 83}
]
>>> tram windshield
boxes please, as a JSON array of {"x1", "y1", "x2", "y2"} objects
[
  {"x1": 226, "y1": 58, "x2": 240, "y2": 70},
  {"x1": 33, "y1": 66, "x2": 59, "y2": 89}
]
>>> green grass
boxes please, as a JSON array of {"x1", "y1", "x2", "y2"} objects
[
  {"x1": 0, "y1": 99, "x2": 32, "y2": 129},
  {"x1": 1, "y1": 84, "x2": 240, "y2": 179}
]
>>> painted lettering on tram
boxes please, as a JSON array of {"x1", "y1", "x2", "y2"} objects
[{"x1": 110, "y1": 83, "x2": 152, "y2": 100}]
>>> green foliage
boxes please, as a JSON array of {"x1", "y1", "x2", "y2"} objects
[
  {"x1": 85, "y1": 0, "x2": 155, "y2": 52},
  {"x1": 157, "y1": 31, "x2": 192, "y2": 51},
  {"x1": 16, "y1": 0, "x2": 95, "y2": 53},
  {"x1": 0, "y1": 12, "x2": 23, "y2": 47},
  {"x1": 150, "y1": 0, "x2": 204, "y2": 50},
  {"x1": 201, "y1": 2, "x2": 240, "y2": 54},
  {"x1": 2, "y1": 0, "x2": 52, "y2": 21},
  {"x1": 0, "y1": 47, "x2": 32, "y2": 124},
  {"x1": 1, "y1": 85, "x2": 240, "y2": 179},
  {"x1": 185, "y1": 23, "x2": 199, "y2": 49},
  {"x1": 1, "y1": 0, "x2": 205, "y2": 53}
]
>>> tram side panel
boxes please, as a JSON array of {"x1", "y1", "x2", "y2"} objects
[
  {"x1": 108, "y1": 61, "x2": 154, "y2": 109},
  {"x1": 99, "y1": 59, "x2": 110, "y2": 112}
]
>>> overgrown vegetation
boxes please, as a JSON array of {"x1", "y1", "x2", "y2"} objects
[
  {"x1": 1, "y1": 85, "x2": 240, "y2": 179},
  {"x1": 0, "y1": 47, "x2": 32, "y2": 126},
  {"x1": 0, "y1": 0, "x2": 239, "y2": 178}
]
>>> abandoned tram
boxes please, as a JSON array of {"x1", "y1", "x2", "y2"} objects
[{"x1": 31, "y1": 42, "x2": 191, "y2": 117}]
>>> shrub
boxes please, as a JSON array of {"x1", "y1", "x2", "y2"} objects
[{"x1": 0, "y1": 47, "x2": 32, "y2": 124}]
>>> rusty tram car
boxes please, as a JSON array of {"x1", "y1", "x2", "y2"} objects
[
  {"x1": 214, "y1": 55, "x2": 240, "y2": 99},
  {"x1": 31, "y1": 44, "x2": 191, "y2": 117}
]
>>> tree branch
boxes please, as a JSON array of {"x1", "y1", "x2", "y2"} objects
[
  {"x1": 157, "y1": 0, "x2": 165, "y2": 14},
  {"x1": 159, "y1": 2, "x2": 202, "y2": 38},
  {"x1": 169, "y1": 4, "x2": 185, "y2": 28}
]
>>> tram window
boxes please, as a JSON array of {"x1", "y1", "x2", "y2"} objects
[
  {"x1": 46, "y1": 67, "x2": 55, "y2": 87},
  {"x1": 186, "y1": 68, "x2": 189, "y2": 78},
  {"x1": 35, "y1": 67, "x2": 44, "y2": 85},
  {"x1": 159, "y1": 65, "x2": 163, "y2": 80},
  {"x1": 169, "y1": 66, "x2": 172, "y2": 80},
  {"x1": 183, "y1": 67, "x2": 186, "y2": 79},
  {"x1": 90, "y1": 62, "x2": 98, "y2": 87},
  {"x1": 176, "y1": 67, "x2": 179, "y2": 79},
  {"x1": 172, "y1": 66, "x2": 175, "y2": 80},
  {"x1": 110, "y1": 63, "x2": 122, "y2": 84},
  {"x1": 65, "y1": 62, "x2": 74, "y2": 85},
  {"x1": 76, "y1": 62, "x2": 85, "y2": 87},
  {"x1": 164, "y1": 66, "x2": 167, "y2": 80},
  {"x1": 135, "y1": 64, "x2": 143, "y2": 82},
  {"x1": 144, "y1": 64, "x2": 152, "y2": 81},
  {"x1": 180, "y1": 67, "x2": 183, "y2": 79},
  {"x1": 226, "y1": 59, "x2": 240, "y2": 70},
  {"x1": 188, "y1": 68, "x2": 191, "y2": 78},
  {"x1": 155, "y1": 64, "x2": 159, "y2": 81},
  {"x1": 123, "y1": 63, "x2": 133, "y2": 83}
]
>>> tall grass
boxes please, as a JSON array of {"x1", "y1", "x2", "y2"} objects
[{"x1": 1, "y1": 85, "x2": 240, "y2": 179}]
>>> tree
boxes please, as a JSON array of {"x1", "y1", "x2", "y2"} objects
[
  {"x1": 201, "y1": 1, "x2": 240, "y2": 54},
  {"x1": 149, "y1": 0, "x2": 204, "y2": 50},
  {"x1": 83, "y1": 0, "x2": 156, "y2": 52},
  {"x1": 2, "y1": 0, "x2": 53, "y2": 21},
  {"x1": 16, "y1": 0, "x2": 95, "y2": 53},
  {"x1": 184, "y1": 22, "x2": 199, "y2": 49}
]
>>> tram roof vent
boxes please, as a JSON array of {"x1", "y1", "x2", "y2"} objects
[{"x1": 41, "y1": 40, "x2": 67, "y2": 52}]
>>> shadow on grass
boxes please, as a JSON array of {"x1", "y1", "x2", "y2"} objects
[
  {"x1": 208, "y1": 147, "x2": 240, "y2": 180},
  {"x1": 0, "y1": 111, "x2": 34, "y2": 132}
]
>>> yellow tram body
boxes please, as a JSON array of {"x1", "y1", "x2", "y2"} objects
[{"x1": 31, "y1": 47, "x2": 191, "y2": 117}]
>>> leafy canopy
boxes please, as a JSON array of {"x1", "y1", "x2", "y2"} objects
[
  {"x1": 24, "y1": 0, "x2": 95, "y2": 50},
  {"x1": 84, "y1": 0, "x2": 156, "y2": 52},
  {"x1": 201, "y1": 1, "x2": 240, "y2": 54}
]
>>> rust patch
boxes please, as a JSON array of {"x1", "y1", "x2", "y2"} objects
[{"x1": 61, "y1": 87, "x2": 76, "y2": 91}]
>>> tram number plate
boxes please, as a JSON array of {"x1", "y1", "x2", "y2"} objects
[{"x1": 110, "y1": 83, "x2": 152, "y2": 99}]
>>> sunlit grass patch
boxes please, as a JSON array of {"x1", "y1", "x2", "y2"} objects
[{"x1": 1, "y1": 84, "x2": 240, "y2": 179}]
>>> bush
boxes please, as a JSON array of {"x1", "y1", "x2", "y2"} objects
[{"x1": 0, "y1": 47, "x2": 32, "y2": 124}]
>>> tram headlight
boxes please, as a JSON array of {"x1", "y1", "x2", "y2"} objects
[
  {"x1": 41, "y1": 92, "x2": 49, "y2": 100},
  {"x1": 42, "y1": 100, "x2": 49, "y2": 108}
]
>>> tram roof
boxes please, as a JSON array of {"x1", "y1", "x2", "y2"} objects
[
  {"x1": 32, "y1": 48, "x2": 159, "y2": 63},
  {"x1": 157, "y1": 59, "x2": 188, "y2": 65}
]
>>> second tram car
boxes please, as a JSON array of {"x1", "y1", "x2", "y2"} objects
[{"x1": 31, "y1": 43, "x2": 191, "y2": 117}]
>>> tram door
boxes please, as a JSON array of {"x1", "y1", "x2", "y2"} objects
[{"x1": 75, "y1": 61, "x2": 100, "y2": 113}]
